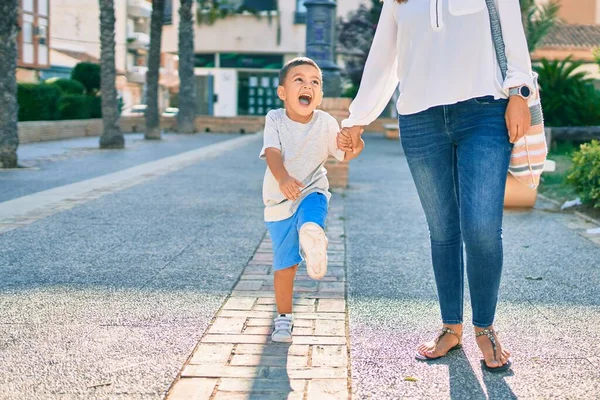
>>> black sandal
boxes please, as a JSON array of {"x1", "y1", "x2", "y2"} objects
[
  {"x1": 476, "y1": 328, "x2": 512, "y2": 372},
  {"x1": 415, "y1": 327, "x2": 463, "y2": 361}
]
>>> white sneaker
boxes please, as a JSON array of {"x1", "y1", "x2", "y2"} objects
[
  {"x1": 271, "y1": 314, "x2": 294, "y2": 343},
  {"x1": 299, "y1": 222, "x2": 328, "y2": 280}
]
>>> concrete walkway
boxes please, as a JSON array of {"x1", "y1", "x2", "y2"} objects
[
  {"x1": 1, "y1": 132, "x2": 599, "y2": 399},
  {"x1": 344, "y1": 134, "x2": 600, "y2": 399}
]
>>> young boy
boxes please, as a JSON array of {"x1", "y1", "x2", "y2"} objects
[{"x1": 259, "y1": 57, "x2": 364, "y2": 343}]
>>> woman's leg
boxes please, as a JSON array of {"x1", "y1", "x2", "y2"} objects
[
  {"x1": 453, "y1": 97, "x2": 513, "y2": 367},
  {"x1": 400, "y1": 107, "x2": 465, "y2": 357}
]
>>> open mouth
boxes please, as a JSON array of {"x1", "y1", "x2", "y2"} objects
[{"x1": 299, "y1": 93, "x2": 312, "y2": 106}]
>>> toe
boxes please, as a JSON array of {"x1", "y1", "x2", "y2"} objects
[{"x1": 486, "y1": 358, "x2": 500, "y2": 368}]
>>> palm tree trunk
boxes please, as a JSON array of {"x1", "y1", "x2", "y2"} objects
[
  {"x1": 177, "y1": 0, "x2": 196, "y2": 134},
  {"x1": 145, "y1": 0, "x2": 165, "y2": 140},
  {"x1": 99, "y1": 0, "x2": 124, "y2": 149},
  {"x1": 0, "y1": 0, "x2": 19, "y2": 168}
]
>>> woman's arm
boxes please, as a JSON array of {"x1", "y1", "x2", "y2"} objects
[
  {"x1": 496, "y1": 0, "x2": 535, "y2": 94},
  {"x1": 341, "y1": 0, "x2": 399, "y2": 130},
  {"x1": 497, "y1": 0, "x2": 535, "y2": 143}
]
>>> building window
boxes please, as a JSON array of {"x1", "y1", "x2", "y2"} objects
[
  {"x1": 37, "y1": 18, "x2": 48, "y2": 65},
  {"x1": 238, "y1": 71, "x2": 282, "y2": 116},
  {"x1": 220, "y1": 53, "x2": 283, "y2": 69},
  {"x1": 240, "y1": 0, "x2": 277, "y2": 11},
  {"x1": 295, "y1": 0, "x2": 307, "y2": 24},
  {"x1": 18, "y1": 0, "x2": 50, "y2": 68},
  {"x1": 23, "y1": 0, "x2": 34, "y2": 12},
  {"x1": 164, "y1": 0, "x2": 173, "y2": 25},
  {"x1": 38, "y1": 0, "x2": 48, "y2": 16},
  {"x1": 194, "y1": 53, "x2": 217, "y2": 68},
  {"x1": 22, "y1": 14, "x2": 34, "y2": 64}
]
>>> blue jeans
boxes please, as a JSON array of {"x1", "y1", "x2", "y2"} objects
[{"x1": 399, "y1": 96, "x2": 512, "y2": 328}]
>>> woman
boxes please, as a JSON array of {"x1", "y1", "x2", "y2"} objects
[{"x1": 340, "y1": 0, "x2": 534, "y2": 371}]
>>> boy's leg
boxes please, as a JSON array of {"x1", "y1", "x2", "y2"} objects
[
  {"x1": 274, "y1": 264, "x2": 298, "y2": 314},
  {"x1": 266, "y1": 217, "x2": 303, "y2": 314},
  {"x1": 297, "y1": 193, "x2": 329, "y2": 280}
]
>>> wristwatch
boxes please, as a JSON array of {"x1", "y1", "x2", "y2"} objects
[{"x1": 508, "y1": 85, "x2": 532, "y2": 101}]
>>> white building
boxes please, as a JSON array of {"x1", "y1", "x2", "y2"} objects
[
  {"x1": 46, "y1": 0, "x2": 173, "y2": 111},
  {"x1": 161, "y1": 0, "x2": 367, "y2": 117}
]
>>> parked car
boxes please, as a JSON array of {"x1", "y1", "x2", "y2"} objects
[
  {"x1": 122, "y1": 104, "x2": 147, "y2": 116},
  {"x1": 162, "y1": 107, "x2": 179, "y2": 117}
]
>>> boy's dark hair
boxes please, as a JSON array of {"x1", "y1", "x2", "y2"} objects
[{"x1": 278, "y1": 57, "x2": 322, "y2": 86}]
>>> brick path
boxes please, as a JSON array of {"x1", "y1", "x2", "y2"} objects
[{"x1": 167, "y1": 199, "x2": 350, "y2": 400}]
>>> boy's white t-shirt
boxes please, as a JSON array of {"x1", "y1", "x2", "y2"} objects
[{"x1": 259, "y1": 108, "x2": 345, "y2": 222}]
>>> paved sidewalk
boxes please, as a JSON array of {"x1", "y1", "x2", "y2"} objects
[
  {"x1": 2, "y1": 131, "x2": 599, "y2": 399},
  {"x1": 344, "y1": 134, "x2": 600, "y2": 399},
  {"x1": 0, "y1": 133, "x2": 267, "y2": 399},
  {"x1": 1, "y1": 133, "x2": 237, "y2": 203},
  {"x1": 168, "y1": 200, "x2": 349, "y2": 399}
]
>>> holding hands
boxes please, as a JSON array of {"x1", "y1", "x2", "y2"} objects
[{"x1": 337, "y1": 126, "x2": 364, "y2": 154}]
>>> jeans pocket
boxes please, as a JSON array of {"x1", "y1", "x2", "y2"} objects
[{"x1": 472, "y1": 95, "x2": 508, "y2": 105}]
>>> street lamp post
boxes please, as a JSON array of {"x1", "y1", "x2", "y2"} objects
[{"x1": 304, "y1": 0, "x2": 341, "y2": 97}]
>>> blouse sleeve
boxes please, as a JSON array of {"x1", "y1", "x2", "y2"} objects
[
  {"x1": 341, "y1": 0, "x2": 399, "y2": 128},
  {"x1": 496, "y1": 0, "x2": 536, "y2": 93}
]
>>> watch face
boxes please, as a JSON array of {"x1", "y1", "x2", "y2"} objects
[{"x1": 520, "y1": 86, "x2": 531, "y2": 98}]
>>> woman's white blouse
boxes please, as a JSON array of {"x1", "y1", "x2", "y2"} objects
[{"x1": 341, "y1": 0, "x2": 535, "y2": 127}]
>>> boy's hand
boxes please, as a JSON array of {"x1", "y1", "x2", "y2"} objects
[
  {"x1": 344, "y1": 126, "x2": 364, "y2": 153},
  {"x1": 337, "y1": 129, "x2": 354, "y2": 153},
  {"x1": 278, "y1": 174, "x2": 304, "y2": 201}
]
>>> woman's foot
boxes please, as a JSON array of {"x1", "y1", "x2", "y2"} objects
[
  {"x1": 475, "y1": 327, "x2": 512, "y2": 371},
  {"x1": 416, "y1": 325, "x2": 463, "y2": 360}
]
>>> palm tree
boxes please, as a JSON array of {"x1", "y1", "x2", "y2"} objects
[
  {"x1": 146, "y1": 0, "x2": 166, "y2": 140},
  {"x1": 177, "y1": 0, "x2": 196, "y2": 134},
  {"x1": 98, "y1": 0, "x2": 124, "y2": 149},
  {"x1": 534, "y1": 57, "x2": 597, "y2": 126},
  {"x1": 0, "y1": 0, "x2": 19, "y2": 168},
  {"x1": 520, "y1": 0, "x2": 561, "y2": 53}
]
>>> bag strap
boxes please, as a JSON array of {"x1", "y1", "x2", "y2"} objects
[{"x1": 485, "y1": 0, "x2": 508, "y2": 80}]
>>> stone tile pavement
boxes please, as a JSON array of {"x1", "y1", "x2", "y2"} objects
[
  {"x1": 2, "y1": 132, "x2": 600, "y2": 399},
  {"x1": 168, "y1": 201, "x2": 350, "y2": 400}
]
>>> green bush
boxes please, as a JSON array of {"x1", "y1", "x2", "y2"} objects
[
  {"x1": 71, "y1": 62, "x2": 101, "y2": 94},
  {"x1": 535, "y1": 57, "x2": 600, "y2": 127},
  {"x1": 17, "y1": 83, "x2": 61, "y2": 121},
  {"x1": 45, "y1": 78, "x2": 85, "y2": 95},
  {"x1": 87, "y1": 95, "x2": 102, "y2": 118},
  {"x1": 567, "y1": 140, "x2": 600, "y2": 208},
  {"x1": 57, "y1": 94, "x2": 91, "y2": 120}
]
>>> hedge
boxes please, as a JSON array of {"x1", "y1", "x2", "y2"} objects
[
  {"x1": 17, "y1": 83, "x2": 62, "y2": 121},
  {"x1": 57, "y1": 94, "x2": 90, "y2": 120},
  {"x1": 88, "y1": 95, "x2": 102, "y2": 118},
  {"x1": 568, "y1": 140, "x2": 600, "y2": 208},
  {"x1": 71, "y1": 62, "x2": 101, "y2": 94},
  {"x1": 45, "y1": 78, "x2": 85, "y2": 95}
]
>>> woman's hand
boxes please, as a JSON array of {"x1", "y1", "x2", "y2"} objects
[
  {"x1": 505, "y1": 95, "x2": 531, "y2": 144},
  {"x1": 344, "y1": 126, "x2": 365, "y2": 153}
]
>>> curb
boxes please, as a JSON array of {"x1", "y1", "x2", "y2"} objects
[{"x1": 537, "y1": 193, "x2": 600, "y2": 227}]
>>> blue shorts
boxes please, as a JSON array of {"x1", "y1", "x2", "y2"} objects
[{"x1": 266, "y1": 193, "x2": 328, "y2": 271}]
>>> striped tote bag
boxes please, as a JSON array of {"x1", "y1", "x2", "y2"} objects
[{"x1": 485, "y1": 0, "x2": 548, "y2": 189}]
